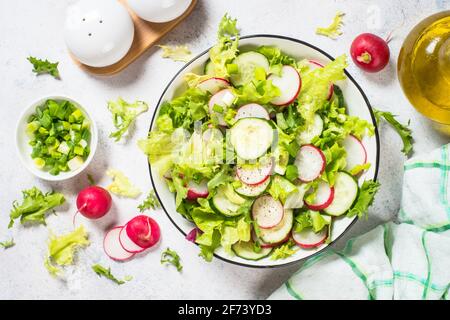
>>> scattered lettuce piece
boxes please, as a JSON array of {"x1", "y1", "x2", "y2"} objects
[
  {"x1": 138, "y1": 189, "x2": 161, "y2": 212},
  {"x1": 184, "y1": 73, "x2": 213, "y2": 87},
  {"x1": 270, "y1": 240, "x2": 298, "y2": 260},
  {"x1": 316, "y1": 12, "x2": 345, "y2": 39},
  {"x1": 158, "y1": 45, "x2": 192, "y2": 62},
  {"x1": 27, "y1": 56, "x2": 60, "y2": 78},
  {"x1": 374, "y1": 109, "x2": 413, "y2": 156},
  {"x1": 108, "y1": 98, "x2": 149, "y2": 141},
  {"x1": 9, "y1": 187, "x2": 65, "y2": 228},
  {"x1": 267, "y1": 175, "x2": 297, "y2": 204},
  {"x1": 92, "y1": 264, "x2": 131, "y2": 285},
  {"x1": 350, "y1": 163, "x2": 371, "y2": 176},
  {"x1": 294, "y1": 211, "x2": 330, "y2": 233},
  {"x1": 161, "y1": 248, "x2": 183, "y2": 272},
  {"x1": 106, "y1": 169, "x2": 142, "y2": 198},
  {"x1": 0, "y1": 238, "x2": 15, "y2": 249},
  {"x1": 322, "y1": 143, "x2": 347, "y2": 186},
  {"x1": 347, "y1": 180, "x2": 380, "y2": 218},
  {"x1": 45, "y1": 226, "x2": 90, "y2": 276},
  {"x1": 235, "y1": 78, "x2": 281, "y2": 105}
]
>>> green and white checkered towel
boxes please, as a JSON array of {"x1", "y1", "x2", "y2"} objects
[{"x1": 269, "y1": 144, "x2": 450, "y2": 300}]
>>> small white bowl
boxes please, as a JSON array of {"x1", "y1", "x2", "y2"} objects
[{"x1": 16, "y1": 95, "x2": 98, "y2": 181}]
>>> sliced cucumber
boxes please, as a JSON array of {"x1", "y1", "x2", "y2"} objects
[
  {"x1": 212, "y1": 193, "x2": 241, "y2": 217},
  {"x1": 232, "y1": 241, "x2": 272, "y2": 261},
  {"x1": 235, "y1": 177, "x2": 270, "y2": 197},
  {"x1": 324, "y1": 172, "x2": 359, "y2": 216},
  {"x1": 259, "y1": 209, "x2": 293, "y2": 244},
  {"x1": 204, "y1": 60, "x2": 215, "y2": 76},
  {"x1": 230, "y1": 51, "x2": 270, "y2": 87},
  {"x1": 230, "y1": 118, "x2": 274, "y2": 160}
]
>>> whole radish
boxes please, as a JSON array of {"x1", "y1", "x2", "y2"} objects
[
  {"x1": 126, "y1": 215, "x2": 161, "y2": 248},
  {"x1": 350, "y1": 33, "x2": 390, "y2": 73},
  {"x1": 76, "y1": 186, "x2": 112, "y2": 219}
]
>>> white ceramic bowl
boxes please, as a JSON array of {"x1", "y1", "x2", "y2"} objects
[
  {"x1": 16, "y1": 95, "x2": 98, "y2": 181},
  {"x1": 148, "y1": 35, "x2": 380, "y2": 268},
  {"x1": 64, "y1": 0, "x2": 134, "y2": 67}
]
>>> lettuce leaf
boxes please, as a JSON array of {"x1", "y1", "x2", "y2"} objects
[
  {"x1": 270, "y1": 240, "x2": 298, "y2": 260},
  {"x1": 157, "y1": 45, "x2": 192, "y2": 62},
  {"x1": 267, "y1": 175, "x2": 297, "y2": 204},
  {"x1": 347, "y1": 180, "x2": 380, "y2": 218},
  {"x1": 108, "y1": 98, "x2": 149, "y2": 142},
  {"x1": 322, "y1": 143, "x2": 347, "y2": 186},
  {"x1": 45, "y1": 226, "x2": 90, "y2": 276},
  {"x1": 374, "y1": 109, "x2": 413, "y2": 156},
  {"x1": 106, "y1": 169, "x2": 142, "y2": 198},
  {"x1": 235, "y1": 78, "x2": 281, "y2": 105},
  {"x1": 316, "y1": 12, "x2": 345, "y2": 39},
  {"x1": 92, "y1": 264, "x2": 131, "y2": 284}
]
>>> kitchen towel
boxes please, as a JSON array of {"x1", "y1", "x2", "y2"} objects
[{"x1": 269, "y1": 144, "x2": 450, "y2": 300}]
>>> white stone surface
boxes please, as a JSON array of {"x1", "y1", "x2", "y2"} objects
[{"x1": 0, "y1": 0, "x2": 449, "y2": 300}]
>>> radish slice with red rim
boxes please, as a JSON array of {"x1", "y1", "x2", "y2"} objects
[
  {"x1": 234, "y1": 103, "x2": 270, "y2": 121},
  {"x1": 252, "y1": 195, "x2": 284, "y2": 229},
  {"x1": 268, "y1": 65, "x2": 301, "y2": 106},
  {"x1": 119, "y1": 224, "x2": 147, "y2": 253},
  {"x1": 208, "y1": 89, "x2": 235, "y2": 126},
  {"x1": 104, "y1": 226, "x2": 135, "y2": 261},
  {"x1": 295, "y1": 144, "x2": 326, "y2": 182},
  {"x1": 252, "y1": 230, "x2": 289, "y2": 248},
  {"x1": 292, "y1": 227, "x2": 328, "y2": 249},
  {"x1": 236, "y1": 158, "x2": 273, "y2": 186},
  {"x1": 186, "y1": 180, "x2": 209, "y2": 200},
  {"x1": 197, "y1": 77, "x2": 230, "y2": 94},
  {"x1": 308, "y1": 60, "x2": 333, "y2": 100},
  {"x1": 342, "y1": 135, "x2": 367, "y2": 173},
  {"x1": 304, "y1": 181, "x2": 335, "y2": 211}
]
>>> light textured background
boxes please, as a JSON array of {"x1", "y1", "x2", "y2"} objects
[{"x1": 0, "y1": 0, "x2": 449, "y2": 300}]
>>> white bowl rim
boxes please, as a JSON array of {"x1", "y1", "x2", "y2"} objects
[
  {"x1": 147, "y1": 34, "x2": 381, "y2": 268},
  {"x1": 15, "y1": 94, "x2": 98, "y2": 182}
]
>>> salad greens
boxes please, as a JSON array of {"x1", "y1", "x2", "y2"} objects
[
  {"x1": 27, "y1": 99, "x2": 91, "y2": 175},
  {"x1": 158, "y1": 45, "x2": 192, "y2": 62},
  {"x1": 140, "y1": 14, "x2": 379, "y2": 262},
  {"x1": 106, "y1": 169, "x2": 142, "y2": 198},
  {"x1": 138, "y1": 189, "x2": 161, "y2": 212},
  {"x1": 374, "y1": 109, "x2": 413, "y2": 156},
  {"x1": 45, "y1": 226, "x2": 90, "y2": 276},
  {"x1": 92, "y1": 264, "x2": 132, "y2": 285},
  {"x1": 108, "y1": 98, "x2": 149, "y2": 142},
  {"x1": 316, "y1": 12, "x2": 345, "y2": 39},
  {"x1": 27, "y1": 56, "x2": 60, "y2": 78},
  {"x1": 9, "y1": 187, "x2": 65, "y2": 228},
  {"x1": 160, "y1": 248, "x2": 183, "y2": 272},
  {"x1": 0, "y1": 238, "x2": 15, "y2": 249}
]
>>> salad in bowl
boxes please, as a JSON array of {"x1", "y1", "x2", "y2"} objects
[{"x1": 139, "y1": 15, "x2": 380, "y2": 267}]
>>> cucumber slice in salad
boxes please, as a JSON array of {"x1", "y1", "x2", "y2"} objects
[
  {"x1": 212, "y1": 192, "x2": 242, "y2": 217},
  {"x1": 230, "y1": 51, "x2": 270, "y2": 87},
  {"x1": 259, "y1": 209, "x2": 294, "y2": 244},
  {"x1": 204, "y1": 60, "x2": 215, "y2": 76},
  {"x1": 230, "y1": 118, "x2": 274, "y2": 160},
  {"x1": 232, "y1": 241, "x2": 272, "y2": 261},
  {"x1": 235, "y1": 177, "x2": 270, "y2": 197},
  {"x1": 324, "y1": 172, "x2": 359, "y2": 216}
]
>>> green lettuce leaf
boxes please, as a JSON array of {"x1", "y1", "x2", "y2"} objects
[
  {"x1": 161, "y1": 248, "x2": 183, "y2": 272},
  {"x1": 27, "y1": 56, "x2": 60, "y2": 79},
  {"x1": 157, "y1": 45, "x2": 192, "y2": 62},
  {"x1": 267, "y1": 175, "x2": 297, "y2": 204},
  {"x1": 106, "y1": 169, "x2": 142, "y2": 198},
  {"x1": 108, "y1": 98, "x2": 149, "y2": 141},
  {"x1": 0, "y1": 238, "x2": 15, "y2": 249},
  {"x1": 316, "y1": 12, "x2": 345, "y2": 39},
  {"x1": 347, "y1": 180, "x2": 380, "y2": 218},
  {"x1": 374, "y1": 109, "x2": 413, "y2": 156},
  {"x1": 322, "y1": 143, "x2": 347, "y2": 186},
  {"x1": 270, "y1": 240, "x2": 298, "y2": 260},
  {"x1": 137, "y1": 189, "x2": 160, "y2": 212},
  {"x1": 92, "y1": 264, "x2": 131, "y2": 285},
  {"x1": 235, "y1": 78, "x2": 281, "y2": 105}
]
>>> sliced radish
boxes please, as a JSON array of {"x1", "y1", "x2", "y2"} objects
[
  {"x1": 252, "y1": 195, "x2": 284, "y2": 229},
  {"x1": 103, "y1": 226, "x2": 135, "y2": 261},
  {"x1": 252, "y1": 230, "x2": 289, "y2": 248},
  {"x1": 308, "y1": 60, "x2": 333, "y2": 100},
  {"x1": 236, "y1": 159, "x2": 273, "y2": 186},
  {"x1": 208, "y1": 88, "x2": 235, "y2": 126},
  {"x1": 295, "y1": 144, "x2": 326, "y2": 182},
  {"x1": 119, "y1": 224, "x2": 147, "y2": 253},
  {"x1": 197, "y1": 77, "x2": 230, "y2": 94},
  {"x1": 268, "y1": 65, "x2": 301, "y2": 106},
  {"x1": 304, "y1": 181, "x2": 335, "y2": 211},
  {"x1": 342, "y1": 135, "x2": 367, "y2": 172},
  {"x1": 186, "y1": 180, "x2": 209, "y2": 200},
  {"x1": 234, "y1": 103, "x2": 270, "y2": 121},
  {"x1": 292, "y1": 227, "x2": 328, "y2": 249}
]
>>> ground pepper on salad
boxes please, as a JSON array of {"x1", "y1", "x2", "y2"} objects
[{"x1": 139, "y1": 14, "x2": 380, "y2": 262}]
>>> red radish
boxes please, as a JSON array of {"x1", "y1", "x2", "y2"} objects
[
  {"x1": 292, "y1": 227, "x2": 327, "y2": 248},
  {"x1": 252, "y1": 230, "x2": 289, "y2": 248},
  {"x1": 308, "y1": 60, "x2": 334, "y2": 100},
  {"x1": 236, "y1": 159, "x2": 273, "y2": 186},
  {"x1": 186, "y1": 180, "x2": 209, "y2": 200},
  {"x1": 350, "y1": 33, "x2": 390, "y2": 73},
  {"x1": 119, "y1": 224, "x2": 146, "y2": 253},
  {"x1": 304, "y1": 181, "x2": 335, "y2": 211},
  {"x1": 252, "y1": 195, "x2": 284, "y2": 229},
  {"x1": 343, "y1": 135, "x2": 367, "y2": 172},
  {"x1": 186, "y1": 228, "x2": 201, "y2": 243},
  {"x1": 76, "y1": 186, "x2": 112, "y2": 219},
  {"x1": 208, "y1": 88, "x2": 235, "y2": 126},
  {"x1": 234, "y1": 103, "x2": 270, "y2": 121},
  {"x1": 125, "y1": 215, "x2": 161, "y2": 249},
  {"x1": 268, "y1": 65, "x2": 302, "y2": 106},
  {"x1": 295, "y1": 145, "x2": 326, "y2": 182},
  {"x1": 103, "y1": 226, "x2": 135, "y2": 261},
  {"x1": 197, "y1": 77, "x2": 229, "y2": 94}
]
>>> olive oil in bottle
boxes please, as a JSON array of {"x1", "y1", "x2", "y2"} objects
[{"x1": 398, "y1": 11, "x2": 450, "y2": 132}]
